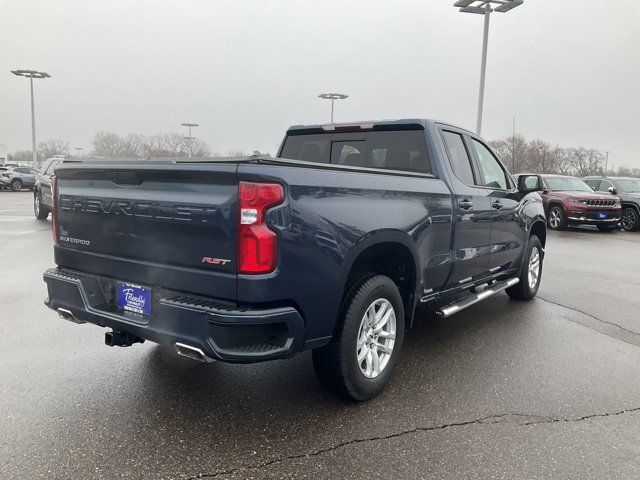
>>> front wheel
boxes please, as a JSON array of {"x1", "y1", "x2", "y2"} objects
[
  {"x1": 620, "y1": 207, "x2": 639, "y2": 232},
  {"x1": 547, "y1": 206, "x2": 566, "y2": 230},
  {"x1": 11, "y1": 179, "x2": 23, "y2": 191},
  {"x1": 507, "y1": 235, "x2": 543, "y2": 301},
  {"x1": 313, "y1": 274, "x2": 405, "y2": 401},
  {"x1": 34, "y1": 191, "x2": 49, "y2": 220}
]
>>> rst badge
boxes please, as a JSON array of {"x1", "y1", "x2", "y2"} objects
[{"x1": 202, "y1": 257, "x2": 231, "y2": 266}]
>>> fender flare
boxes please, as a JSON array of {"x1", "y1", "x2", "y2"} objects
[{"x1": 339, "y1": 229, "x2": 422, "y2": 323}]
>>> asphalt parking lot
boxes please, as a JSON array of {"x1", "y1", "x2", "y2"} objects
[{"x1": 1, "y1": 190, "x2": 639, "y2": 479}]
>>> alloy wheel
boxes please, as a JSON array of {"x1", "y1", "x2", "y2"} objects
[
  {"x1": 528, "y1": 247, "x2": 540, "y2": 289},
  {"x1": 34, "y1": 194, "x2": 40, "y2": 216},
  {"x1": 549, "y1": 208, "x2": 561, "y2": 229},
  {"x1": 356, "y1": 298, "x2": 396, "y2": 379},
  {"x1": 621, "y1": 209, "x2": 637, "y2": 231}
]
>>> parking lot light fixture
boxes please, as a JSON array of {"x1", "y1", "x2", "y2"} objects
[
  {"x1": 318, "y1": 93, "x2": 349, "y2": 123},
  {"x1": 453, "y1": 1, "x2": 524, "y2": 135},
  {"x1": 181, "y1": 123, "x2": 199, "y2": 158},
  {"x1": 11, "y1": 69, "x2": 51, "y2": 169}
]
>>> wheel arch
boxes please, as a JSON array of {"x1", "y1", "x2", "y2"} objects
[
  {"x1": 340, "y1": 231, "x2": 421, "y2": 330},
  {"x1": 529, "y1": 220, "x2": 547, "y2": 249}
]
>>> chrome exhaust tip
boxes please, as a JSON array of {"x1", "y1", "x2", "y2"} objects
[
  {"x1": 57, "y1": 308, "x2": 85, "y2": 324},
  {"x1": 174, "y1": 342, "x2": 214, "y2": 363}
]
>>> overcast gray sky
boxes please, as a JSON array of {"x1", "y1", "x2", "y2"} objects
[{"x1": 1, "y1": 0, "x2": 639, "y2": 166}]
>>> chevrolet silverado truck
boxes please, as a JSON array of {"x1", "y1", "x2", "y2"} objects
[{"x1": 43, "y1": 119, "x2": 546, "y2": 401}]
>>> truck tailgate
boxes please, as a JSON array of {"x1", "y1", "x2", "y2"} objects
[{"x1": 54, "y1": 162, "x2": 238, "y2": 300}]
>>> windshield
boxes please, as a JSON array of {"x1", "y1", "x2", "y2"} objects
[
  {"x1": 545, "y1": 177, "x2": 593, "y2": 192},
  {"x1": 616, "y1": 179, "x2": 640, "y2": 193}
]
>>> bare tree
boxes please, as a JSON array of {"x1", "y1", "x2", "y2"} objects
[
  {"x1": 7, "y1": 150, "x2": 33, "y2": 163},
  {"x1": 38, "y1": 139, "x2": 69, "y2": 160},
  {"x1": 92, "y1": 132, "x2": 122, "y2": 157},
  {"x1": 119, "y1": 133, "x2": 146, "y2": 157},
  {"x1": 225, "y1": 149, "x2": 248, "y2": 157},
  {"x1": 527, "y1": 139, "x2": 560, "y2": 174},
  {"x1": 566, "y1": 147, "x2": 603, "y2": 177},
  {"x1": 91, "y1": 131, "x2": 212, "y2": 159},
  {"x1": 189, "y1": 138, "x2": 211, "y2": 157},
  {"x1": 489, "y1": 134, "x2": 528, "y2": 173}
]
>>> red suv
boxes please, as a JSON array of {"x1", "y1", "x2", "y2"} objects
[{"x1": 515, "y1": 174, "x2": 621, "y2": 231}]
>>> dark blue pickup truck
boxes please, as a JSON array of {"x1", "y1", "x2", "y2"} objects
[{"x1": 43, "y1": 119, "x2": 546, "y2": 400}]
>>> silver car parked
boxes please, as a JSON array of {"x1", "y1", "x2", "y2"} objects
[{"x1": 0, "y1": 166, "x2": 38, "y2": 191}]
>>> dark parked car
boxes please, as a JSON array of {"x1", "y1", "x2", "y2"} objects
[
  {"x1": 514, "y1": 173, "x2": 621, "y2": 231},
  {"x1": 0, "y1": 166, "x2": 38, "y2": 191},
  {"x1": 43, "y1": 119, "x2": 547, "y2": 400},
  {"x1": 33, "y1": 157, "x2": 64, "y2": 220},
  {"x1": 584, "y1": 176, "x2": 640, "y2": 231}
]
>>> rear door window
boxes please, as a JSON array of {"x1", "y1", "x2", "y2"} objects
[{"x1": 441, "y1": 131, "x2": 475, "y2": 185}]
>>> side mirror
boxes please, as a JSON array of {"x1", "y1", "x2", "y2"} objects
[
  {"x1": 517, "y1": 174, "x2": 543, "y2": 193},
  {"x1": 608, "y1": 186, "x2": 617, "y2": 195}
]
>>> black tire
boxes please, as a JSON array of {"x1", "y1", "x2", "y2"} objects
[
  {"x1": 11, "y1": 179, "x2": 23, "y2": 192},
  {"x1": 620, "y1": 207, "x2": 639, "y2": 232},
  {"x1": 312, "y1": 274, "x2": 405, "y2": 401},
  {"x1": 547, "y1": 205, "x2": 566, "y2": 230},
  {"x1": 597, "y1": 225, "x2": 616, "y2": 232},
  {"x1": 506, "y1": 235, "x2": 543, "y2": 301},
  {"x1": 34, "y1": 191, "x2": 49, "y2": 220}
]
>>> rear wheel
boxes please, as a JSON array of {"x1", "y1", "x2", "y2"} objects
[
  {"x1": 507, "y1": 235, "x2": 543, "y2": 301},
  {"x1": 620, "y1": 207, "x2": 639, "y2": 232},
  {"x1": 547, "y1": 206, "x2": 566, "y2": 230},
  {"x1": 313, "y1": 274, "x2": 405, "y2": 401},
  {"x1": 11, "y1": 179, "x2": 23, "y2": 191},
  {"x1": 34, "y1": 191, "x2": 49, "y2": 220}
]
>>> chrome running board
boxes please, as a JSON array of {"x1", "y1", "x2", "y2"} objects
[{"x1": 436, "y1": 277, "x2": 519, "y2": 318}]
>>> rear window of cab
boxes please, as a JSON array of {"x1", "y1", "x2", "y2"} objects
[{"x1": 280, "y1": 130, "x2": 431, "y2": 174}]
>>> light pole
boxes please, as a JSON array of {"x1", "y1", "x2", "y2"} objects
[
  {"x1": 604, "y1": 151, "x2": 610, "y2": 174},
  {"x1": 318, "y1": 93, "x2": 349, "y2": 123},
  {"x1": 11, "y1": 69, "x2": 51, "y2": 169},
  {"x1": 181, "y1": 122, "x2": 199, "y2": 158},
  {"x1": 453, "y1": 0, "x2": 523, "y2": 135}
]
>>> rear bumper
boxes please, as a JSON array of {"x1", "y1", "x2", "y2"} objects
[{"x1": 43, "y1": 267, "x2": 306, "y2": 363}]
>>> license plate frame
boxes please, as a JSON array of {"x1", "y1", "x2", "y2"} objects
[{"x1": 117, "y1": 283, "x2": 152, "y2": 315}]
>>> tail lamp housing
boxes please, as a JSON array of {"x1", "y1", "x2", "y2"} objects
[
  {"x1": 51, "y1": 175, "x2": 59, "y2": 244},
  {"x1": 237, "y1": 181, "x2": 284, "y2": 274}
]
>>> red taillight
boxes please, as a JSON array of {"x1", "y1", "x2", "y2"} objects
[
  {"x1": 51, "y1": 175, "x2": 59, "y2": 244},
  {"x1": 1, "y1": 172, "x2": 10, "y2": 177},
  {"x1": 237, "y1": 181, "x2": 284, "y2": 274}
]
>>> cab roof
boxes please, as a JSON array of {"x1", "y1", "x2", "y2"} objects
[{"x1": 286, "y1": 119, "x2": 474, "y2": 136}]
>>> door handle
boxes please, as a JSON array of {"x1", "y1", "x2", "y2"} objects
[
  {"x1": 459, "y1": 199, "x2": 474, "y2": 210},
  {"x1": 492, "y1": 200, "x2": 503, "y2": 210}
]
